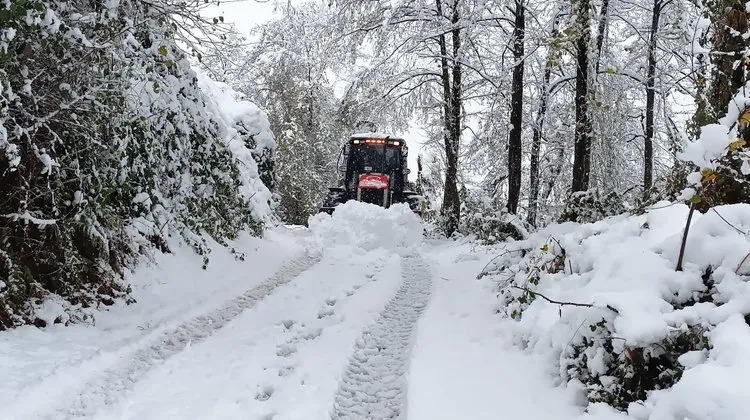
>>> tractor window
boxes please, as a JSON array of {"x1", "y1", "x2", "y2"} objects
[
  {"x1": 384, "y1": 147, "x2": 400, "y2": 173},
  {"x1": 349, "y1": 145, "x2": 401, "y2": 174}
]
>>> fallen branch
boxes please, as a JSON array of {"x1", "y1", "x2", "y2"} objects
[
  {"x1": 476, "y1": 248, "x2": 525, "y2": 279},
  {"x1": 511, "y1": 285, "x2": 620, "y2": 314},
  {"x1": 712, "y1": 207, "x2": 749, "y2": 236},
  {"x1": 736, "y1": 251, "x2": 750, "y2": 274}
]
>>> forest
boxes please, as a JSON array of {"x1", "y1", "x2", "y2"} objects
[{"x1": 200, "y1": 0, "x2": 749, "y2": 232}]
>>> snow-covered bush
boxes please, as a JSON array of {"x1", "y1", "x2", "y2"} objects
[
  {"x1": 558, "y1": 189, "x2": 626, "y2": 224},
  {"x1": 195, "y1": 70, "x2": 276, "y2": 226},
  {"x1": 680, "y1": 121, "x2": 750, "y2": 211},
  {"x1": 0, "y1": 0, "x2": 273, "y2": 329},
  {"x1": 483, "y1": 202, "x2": 750, "y2": 418},
  {"x1": 461, "y1": 211, "x2": 527, "y2": 244},
  {"x1": 458, "y1": 186, "x2": 527, "y2": 243}
]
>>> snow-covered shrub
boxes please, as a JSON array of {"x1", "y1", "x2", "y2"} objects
[
  {"x1": 195, "y1": 70, "x2": 276, "y2": 228},
  {"x1": 0, "y1": 0, "x2": 273, "y2": 329},
  {"x1": 680, "y1": 122, "x2": 750, "y2": 211},
  {"x1": 483, "y1": 202, "x2": 750, "y2": 417},
  {"x1": 462, "y1": 211, "x2": 527, "y2": 244},
  {"x1": 563, "y1": 308, "x2": 711, "y2": 411},
  {"x1": 458, "y1": 186, "x2": 527, "y2": 243},
  {"x1": 558, "y1": 189, "x2": 626, "y2": 223}
]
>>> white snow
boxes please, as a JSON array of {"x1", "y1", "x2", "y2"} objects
[
  {"x1": 483, "y1": 201, "x2": 750, "y2": 420},
  {"x1": 4, "y1": 200, "x2": 750, "y2": 420},
  {"x1": 689, "y1": 16, "x2": 711, "y2": 55},
  {"x1": 679, "y1": 123, "x2": 731, "y2": 170},
  {"x1": 307, "y1": 201, "x2": 423, "y2": 255},
  {"x1": 2, "y1": 210, "x2": 56, "y2": 226},
  {"x1": 0, "y1": 227, "x2": 305, "y2": 419},
  {"x1": 131, "y1": 192, "x2": 150, "y2": 205},
  {"x1": 91, "y1": 250, "x2": 404, "y2": 420},
  {"x1": 38, "y1": 152, "x2": 57, "y2": 174},
  {"x1": 408, "y1": 241, "x2": 583, "y2": 420},
  {"x1": 73, "y1": 190, "x2": 84, "y2": 205}
]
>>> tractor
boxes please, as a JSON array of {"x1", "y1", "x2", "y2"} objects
[{"x1": 319, "y1": 133, "x2": 424, "y2": 215}]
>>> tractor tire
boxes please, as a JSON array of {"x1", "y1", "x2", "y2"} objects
[{"x1": 319, "y1": 188, "x2": 347, "y2": 214}]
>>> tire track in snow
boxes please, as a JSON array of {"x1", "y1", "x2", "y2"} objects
[
  {"x1": 331, "y1": 254, "x2": 432, "y2": 419},
  {"x1": 268, "y1": 255, "x2": 391, "y2": 383},
  {"x1": 37, "y1": 252, "x2": 320, "y2": 420}
]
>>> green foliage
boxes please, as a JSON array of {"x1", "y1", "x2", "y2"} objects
[
  {"x1": 692, "y1": 146, "x2": 750, "y2": 212},
  {"x1": 558, "y1": 189, "x2": 626, "y2": 223}
]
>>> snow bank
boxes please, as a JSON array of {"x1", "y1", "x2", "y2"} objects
[
  {"x1": 485, "y1": 202, "x2": 750, "y2": 419},
  {"x1": 307, "y1": 201, "x2": 423, "y2": 254}
]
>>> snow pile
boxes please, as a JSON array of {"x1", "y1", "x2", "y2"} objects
[
  {"x1": 307, "y1": 201, "x2": 423, "y2": 254},
  {"x1": 195, "y1": 69, "x2": 276, "y2": 223},
  {"x1": 484, "y1": 202, "x2": 750, "y2": 419}
]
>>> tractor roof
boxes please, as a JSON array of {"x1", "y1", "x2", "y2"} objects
[{"x1": 350, "y1": 132, "x2": 405, "y2": 141}]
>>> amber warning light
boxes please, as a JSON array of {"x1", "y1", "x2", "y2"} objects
[{"x1": 352, "y1": 139, "x2": 401, "y2": 146}]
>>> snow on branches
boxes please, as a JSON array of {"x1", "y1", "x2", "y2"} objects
[{"x1": 0, "y1": 0, "x2": 274, "y2": 329}]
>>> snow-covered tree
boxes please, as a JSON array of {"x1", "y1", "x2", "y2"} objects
[
  {"x1": 0, "y1": 0, "x2": 274, "y2": 328},
  {"x1": 201, "y1": 4, "x2": 375, "y2": 224}
]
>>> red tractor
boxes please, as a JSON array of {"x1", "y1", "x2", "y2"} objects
[{"x1": 319, "y1": 133, "x2": 423, "y2": 215}]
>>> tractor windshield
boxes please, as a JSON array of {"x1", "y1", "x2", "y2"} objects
[{"x1": 349, "y1": 145, "x2": 401, "y2": 175}]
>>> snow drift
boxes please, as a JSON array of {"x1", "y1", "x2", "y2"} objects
[
  {"x1": 307, "y1": 201, "x2": 423, "y2": 254},
  {"x1": 483, "y1": 202, "x2": 750, "y2": 420}
]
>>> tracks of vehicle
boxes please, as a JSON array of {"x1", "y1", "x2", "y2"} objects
[
  {"x1": 330, "y1": 254, "x2": 433, "y2": 419},
  {"x1": 38, "y1": 252, "x2": 320, "y2": 420}
]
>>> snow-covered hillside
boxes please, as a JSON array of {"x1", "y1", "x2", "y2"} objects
[{"x1": 2, "y1": 201, "x2": 749, "y2": 420}]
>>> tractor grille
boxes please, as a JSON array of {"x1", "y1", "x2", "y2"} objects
[{"x1": 359, "y1": 189, "x2": 385, "y2": 206}]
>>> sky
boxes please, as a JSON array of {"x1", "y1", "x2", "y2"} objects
[
  {"x1": 204, "y1": 0, "x2": 427, "y2": 181},
  {"x1": 205, "y1": 0, "x2": 291, "y2": 35}
]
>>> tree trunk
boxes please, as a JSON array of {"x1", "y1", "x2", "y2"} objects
[
  {"x1": 594, "y1": 0, "x2": 610, "y2": 74},
  {"x1": 571, "y1": 0, "x2": 592, "y2": 192},
  {"x1": 707, "y1": 0, "x2": 748, "y2": 119},
  {"x1": 528, "y1": 15, "x2": 559, "y2": 226},
  {"x1": 644, "y1": 0, "x2": 661, "y2": 191},
  {"x1": 435, "y1": 0, "x2": 461, "y2": 236},
  {"x1": 528, "y1": 66, "x2": 552, "y2": 226},
  {"x1": 507, "y1": 0, "x2": 525, "y2": 214}
]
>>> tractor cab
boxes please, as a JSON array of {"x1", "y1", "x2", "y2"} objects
[{"x1": 320, "y1": 133, "x2": 423, "y2": 215}]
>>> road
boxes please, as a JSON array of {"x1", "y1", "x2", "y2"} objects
[{"x1": 1, "y1": 225, "x2": 580, "y2": 420}]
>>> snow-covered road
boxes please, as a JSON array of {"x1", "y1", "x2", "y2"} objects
[{"x1": 1, "y1": 204, "x2": 585, "y2": 420}]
